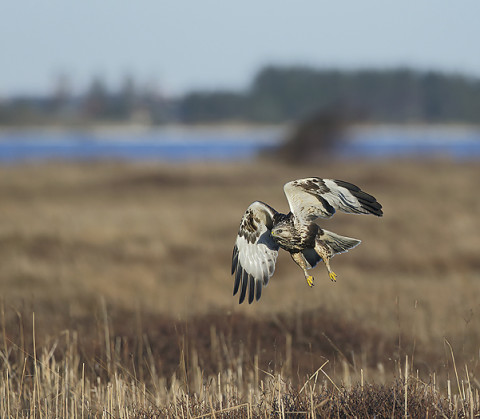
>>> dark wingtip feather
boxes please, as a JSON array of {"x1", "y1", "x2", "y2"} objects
[
  {"x1": 335, "y1": 179, "x2": 383, "y2": 217},
  {"x1": 334, "y1": 179, "x2": 360, "y2": 192},
  {"x1": 359, "y1": 198, "x2": 383, "y2": 216},
  {"x1": 255, "y1": 279, "x2": 262, "y2": 301},
  {"x1": 262, "y1": 271, "x2": 269, "y2": 286},
  {"x1": 238, "y1": 270, "x2": 248, "y2": 304},
  {"x1": 233, "y1": 264, "x2": 242, "y2": 296},
  {"x1": 248, "y1": 275, "x2": 255, "y2": 304}
]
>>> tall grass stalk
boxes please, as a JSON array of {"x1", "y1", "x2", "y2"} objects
[{"x1": 1, "y1": 316, "x2": 478, "y2": 417}]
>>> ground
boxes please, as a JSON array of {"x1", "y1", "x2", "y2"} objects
[{"x1": 0, "y1": 158, "x2": 479, "y2": 416}]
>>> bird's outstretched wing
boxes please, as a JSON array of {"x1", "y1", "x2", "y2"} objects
[
  {"x1": 232, "y1": 201, "x2": 279, "y2": 304},
  {"x1": 283, "y1": 178, "x2": 383, "y2": 223}
]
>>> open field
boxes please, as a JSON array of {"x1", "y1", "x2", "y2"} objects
[{"x1": 0, "y1": 157, "x2": 479, "y2": 417}]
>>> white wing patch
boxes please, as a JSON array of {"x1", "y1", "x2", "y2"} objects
[
  {"x1": 231, "y1": 201, "x2": 279, "y2": 304},
  {"x1": 284, "y1": 178, "x2": 383, "y2": 223}
]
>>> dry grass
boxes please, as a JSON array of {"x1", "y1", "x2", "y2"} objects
[{"x1": 0, "y1": 157, "x2": 479, "y2": 417}]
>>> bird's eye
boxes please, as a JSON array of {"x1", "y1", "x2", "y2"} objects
[{"x1": 276, "y1": 229, "x2": 283, "y2": 234}]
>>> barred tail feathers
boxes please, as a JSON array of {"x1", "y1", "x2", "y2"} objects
[{"x1": 318, "y1": 229, "x2": 361, "y2": 256}]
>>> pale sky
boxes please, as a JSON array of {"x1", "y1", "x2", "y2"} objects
[{"x1": 1, "y1": 1, "x2": 480, "y2": 97}]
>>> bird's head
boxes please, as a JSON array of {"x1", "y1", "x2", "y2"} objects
[{"x1": 270, "y1": 221, "x2": 294, "y2": 241}]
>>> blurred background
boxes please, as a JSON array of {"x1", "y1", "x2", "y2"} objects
[
  {"x1": 1, "y1": 1, "x2": 480, "y2": 411},
  {"x1": 1, "y1": 1, "x2": 480, "y2": 160}
]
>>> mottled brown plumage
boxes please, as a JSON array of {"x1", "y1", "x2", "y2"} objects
[{"x1": 231, "y1": 178, "x2": 382, "y2": 304}]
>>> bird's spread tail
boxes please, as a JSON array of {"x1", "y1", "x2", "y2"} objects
[{"x1": 319, "y1": 229, "x2": 361, "y2": 256}]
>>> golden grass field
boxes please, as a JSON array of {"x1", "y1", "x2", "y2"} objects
[{"x1": 0, "y1": 157, "x2": 479, "y2": 417}]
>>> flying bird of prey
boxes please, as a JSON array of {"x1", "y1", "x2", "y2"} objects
[{"x1": 231, "y1": 178, "x2": 382, "y2": 304}]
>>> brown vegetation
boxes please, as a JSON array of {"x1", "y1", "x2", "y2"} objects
[{"x1": 0, "y1": 158, "x2": 479, "y2": 417}]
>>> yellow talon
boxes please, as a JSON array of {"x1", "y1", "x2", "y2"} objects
[
  {"x1": 306, "y1": 275, "x2": 314, "y2": 287},
  {"x1": 329, "y1": 272, "x2": 337, "y2": 282}
]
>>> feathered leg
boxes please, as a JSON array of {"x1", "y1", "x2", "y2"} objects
[
  {"x1": 290, "y1": 252, "x2": 315, "y2": 287},
  {"x1": 314, "y1": 243, "x2": 337, "y2": 281}
]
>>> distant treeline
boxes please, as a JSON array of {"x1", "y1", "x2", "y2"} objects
[
  {"x1": 2, "y1": 66, "x2": 480, "y2": 126},
  {"x1": 181, "y1": 67, "x2": 480, "y2": 124}
]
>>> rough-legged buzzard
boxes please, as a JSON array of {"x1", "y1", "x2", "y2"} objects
[{"x1": 231, "y1": 178, "x2": 382, "y2": 304}]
